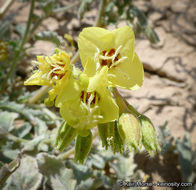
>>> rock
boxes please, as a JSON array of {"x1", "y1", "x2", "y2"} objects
[
  {"x1": 171, "y1": 0, "x2": 188, "y2": 13},
  {"x1": 27, "y1": 40, "x2": 56, "y2": 56},
  {"x1": 42, "y1": 17, "x2": 59, "y2": 31},
  {"x1": 151, "y1": 0, "x2": 173, "y2": 11}
]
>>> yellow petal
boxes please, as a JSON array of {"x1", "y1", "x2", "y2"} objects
[
  {"x1": 24, "y1": 70, "x2": 51, "y2": 86},
  {"x1": 108, "y1": 52, "x2": 144, "y2": 90}
]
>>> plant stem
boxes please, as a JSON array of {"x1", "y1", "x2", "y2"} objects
[
  {"x1": 0, "y1": 0, "x2": 15, "y2": 20},
  {"x1": 5, "y1": 0, "x2": 35, "y2": 84},
  {"x1": 0, "y1": 129, "x2": 28, "y2": 143},
  {"x1": 58, "y1": 130, "x2": 99, "y2": 160},
  {"x1": 28, "y1": 86, "x2": 50, "y2": 104},
  {"x1": 52, "y1": 1, "x2": 80, "y2": 13},
  {"x1": 111, "y1": 87, "x2": 141, "y2": 117},
  {"x1": 111, "y1": 87, "x2": 130, "y2": 114},
  {"x1": 94, "y1": 0, "x2": 106, "y2": 27}
]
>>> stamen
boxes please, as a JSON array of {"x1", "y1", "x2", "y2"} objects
[
  {"x1": 95, "y1": 45, "x2": 127, "y2": 69},
  {"x1": 111, "y1": 56, "x2": 128, "y2": 67},
  {"x1": 87, "y1": 93, "x2": 95, "y2": 107},
  {"x1": 47, "y1": 67, "x2": 60, "y2": 79}
]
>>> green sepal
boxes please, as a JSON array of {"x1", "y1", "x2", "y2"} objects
[
  {"x1": 98, "y1": 122, "x2": 114, "y2": 150},
  {"x1": 55, "y1": 121, "x2": 78, "y2": 151},
  {"x1": 74, "y1": 130, "x2": 92, "y2": 164},
  {"x1": 98, "y1": 122, "x2": 124, "y2": 153},
  {"x1": 118, "y1": 113, "x2": 141, "y2": 152},
  {"x1": 139, "y1": 115, "x2": 161, "y2": 156}
]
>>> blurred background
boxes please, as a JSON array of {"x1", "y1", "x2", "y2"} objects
[{"x1": 0, "y1": 0, "x2": 196, "y2": 189}]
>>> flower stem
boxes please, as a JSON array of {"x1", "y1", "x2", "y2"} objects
[
  {"x1": 94, "y1": 0, "x2": 106, "y2": 27},
  {"x1": 111, "y1": 87, "x2": 130, "y2": 114},
  {"x1": 111, "y1": 87, "x2": 141, "y2": 117},
  {"x1": 28, "y1": 86, "x2": 50, "y2": 104},
  {"x1": 5, "y1": 0, "x2": 35, "y2": 86}
]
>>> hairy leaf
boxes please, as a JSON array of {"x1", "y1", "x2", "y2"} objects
[{"x1": 37, "y1": 153, "x2": 76, "y2": 190}]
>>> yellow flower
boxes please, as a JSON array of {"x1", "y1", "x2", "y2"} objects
[
  {"x1": 24, "y1": 49, "x2": 71, "y2": 105},
  {"x1": 56, "y1": 66, "x2": 119, "y2": 131},
  {"x1": 78, "y1": 26, "x2": 144, "y2": 90},
  {"x1": 24, "y1": 49, "x2": 71, "y2": 86}
]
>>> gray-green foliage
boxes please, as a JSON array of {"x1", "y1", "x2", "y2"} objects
[
  {"x1": 158, "y1": 123, "x2": 196, "y2": 183},
  {"x1": 0, "y1": 97, "x2": 146, "y2": 190},
  {"x1": 37, "y1": 153, "x2": 76, "y2": 190},
  {"x1": 176, "y1": 134, "x2": 195, "y2": 182}
]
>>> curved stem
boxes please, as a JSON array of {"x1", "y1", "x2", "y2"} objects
[{"x1": 111, "y1": 87, "x2": 141, "y2": 117}]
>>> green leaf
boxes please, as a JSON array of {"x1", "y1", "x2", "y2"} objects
[
  {"x1": 66, "y1": 160, "x2": 92, "y2": 184},
  {"x1": 129, "y1": 6, "x2": 159, "y2": 43},
  {"x1": 9, "y1": 156, "x2": 42, "y2": 190},
  {"x1": 16, "y1": 24, "x2": 26, "y2": 38},
  {"x1": 76, "y1": 178, "x2": 94, "y2": 190},
  {"x1": 0, "y1": 100, "x2": 34, "y2": 122},
  {"x1": 176, "y1": 133, "x2": 195, "y2": 182},
  {"x1": 0, "y1": 15, "x2": 13, "y2": 39},
  {"x1": 12, "y1": 123, "x2": 32, "y2": 138},
  {"x1": 39, "y1": 0, "x2": 56, "y2": 15},
  {"x1": 34, "y1": 31, "x2": 63, "y2": 46},
  {"x1": 0, "y1": 111, "x2": 18, "y2": 132},
  {"x1": 109, "y1": 153, "x2": 136, "y2": 180},
  {"x1": 22, "y1": 135, "x2": 45, "y2": 152},
  {"x1": 37, "y1": 153, "x2": 76, "y2": 190},
  {"x1": 34, "y1": 118, "x2": 48, "y2": 136},
  {"x1": 144, "y1": 25, "x2": 159, "y2": 44},
  {"x1": 90, "y1": 154, "x2": 105, "y2": 169}
]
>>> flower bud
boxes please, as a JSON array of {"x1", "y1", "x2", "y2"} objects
[
  {"x1": 74, "y1": 130, "x2": 92, "y2": 164},
  {"x1": 55, "y1": 122, "x2": 77, "y2": 151},
  {"x1": 139, "y1": 115, "x2": 161, "y2": 156},
  {"x1": 118, "y1": 113, "x2": 141, "y2": 151},
  {"x1": 44, "y1": 97, "x2": 54, "y2": 107},
  {"x1": 98, "y1": 122, "x2": 124, "y2": 153}
]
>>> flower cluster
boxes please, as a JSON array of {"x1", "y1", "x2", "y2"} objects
[{"x1": 25, "y1": 26, "x2": 160, "y2": 163}]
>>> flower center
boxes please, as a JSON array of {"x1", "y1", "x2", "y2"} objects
[
  {"x1": 94, "y1": 45, "x2": 128, "y2": 70},
  {"x1": 100, "y1": 48, "x2": 120, "y2": 68},
  {"x1": 33, "y1": 56, "x2": 69, "y2": 84},
  {"x1": 80, "y1": 91, "x2": 100, "y2": 107},
  {"x1": 49, "y1": 59, "x2": 65, "y2": 80}
]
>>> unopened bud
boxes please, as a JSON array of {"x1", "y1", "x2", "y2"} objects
[
  {"x1": 118, "y1": 113, "x2": 141, "y2": 151},
  {"x1": 74, "y1": 130, "x2": 92, "y2": 164},
  {"x1": 139, "y1": 115, "x2": 161, "y2": 156},
  {"x1": 55, "y1": 122, "x2": 77, "y2": 151}
]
